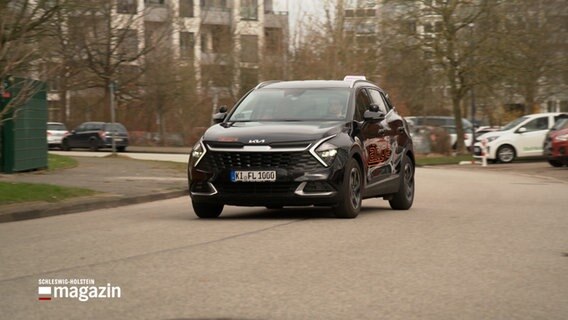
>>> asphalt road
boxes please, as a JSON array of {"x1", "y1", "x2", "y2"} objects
[{"x1": 0, "y1": 166, "x2": 567, "y2": 320}]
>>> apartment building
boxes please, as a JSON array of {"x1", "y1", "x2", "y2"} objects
[
  {"x1": 121, "y1": 0, "x2": 288, "y2": 99},
  {"x1": 46, "y1": 0, "x2": 288, "y2": 122}
]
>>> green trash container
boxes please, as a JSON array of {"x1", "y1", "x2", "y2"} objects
[{"x1": 0, "y1": 77, "x2": 48, "y2": 173}]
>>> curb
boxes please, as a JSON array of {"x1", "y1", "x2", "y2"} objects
[{"x1": 0, "y1": 189, "x2": 189, "y2": 223}]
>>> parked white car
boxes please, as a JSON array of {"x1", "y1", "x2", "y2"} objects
[
  {"x1": 47, "y1": 122, "x2": 68, "y2": 149},
  {"x1": 473, "y1": 113, "x2": 567, "y2": 163}
]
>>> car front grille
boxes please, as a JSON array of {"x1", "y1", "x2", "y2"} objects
[{"x1": 197, "y1": 151, "x2": 321, "y2": 171}]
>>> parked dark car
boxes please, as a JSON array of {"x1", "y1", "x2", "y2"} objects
[
  {"x1": 544, "y1": 115, "x2": 568, "y2": 167},
  {"x1": 62, "y1": 122, "x2": 129, "y2": 152},
  {"x1": 187, "y1": 77, "x2": 415, "y2": 219}
]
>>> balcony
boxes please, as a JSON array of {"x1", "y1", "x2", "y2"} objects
[
  {"x1": 144, "y1": 6, "x2": 168, "y2": 22},
  {"x1": 264, "y1": 10, "x2": 287, "y2": 29},
  {"x1": 201, "y1": 7, "x2": 231, "y2": 25}
]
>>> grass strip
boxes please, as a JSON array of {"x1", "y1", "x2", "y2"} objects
[{"x1": 0, "y1": 182, "x2": 96, "y2": 205}]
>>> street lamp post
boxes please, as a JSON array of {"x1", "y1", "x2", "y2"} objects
[
  {"x1": 109, "y1": 81, "x2": 117, "y2": 156},
  {"x1": 469, "y1": 23, "x2": 476, "y2": 154}
]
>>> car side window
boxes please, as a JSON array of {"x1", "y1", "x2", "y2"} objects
[
  {"x1": 367, "y1": 89, "x2": 390, "y2": 114},
  {"x1": 354, "y1": 89, "x2": 371, "y2": 121},
  {"x1": 523, "y1": 117, "x2": 549, "y2": 132}
]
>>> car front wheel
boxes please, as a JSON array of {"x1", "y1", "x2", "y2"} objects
[
  {"x1": 192, "y1": 202, "x2": 224, "y2": 219},
  {"x1": 89, "y1": 139, "x2": 99, "y2": 152},
  {"x1": 333, "y1": 158, "x2": 362, "y2": 219},
  {"x1": 547, "y1": 159, "x2": 563, "y2": 167},
  {"x1": 497, "y1": 145, "x2": 515, "y2": 163},
  {"x1": 389, "y1": 154, "x2": 415, "y2": 210},
  {"x1": 61, "y1": 140, "x2": 71, "y2": 151}
]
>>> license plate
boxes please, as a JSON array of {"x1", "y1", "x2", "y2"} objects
[
  {"x1": 230, "y1": 170, "x2": 276, "y2": 182},
  {"x1": 113, "y1": 138, "x2": 123, "y2": 142}
]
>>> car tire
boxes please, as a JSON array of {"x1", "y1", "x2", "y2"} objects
[
  {"x1": 496, "y1": 145, "x2": 515, "y2": 163},
  {"x1": 89, "y1": 139, "x2": 99, "y2": 152},
  {"x1": 389, "y1": 154, "x2": 415, "y2": 210},
  {"x1": 333, "y1": 158, "x2": 362, "y2": 219},
  {"x1": 547, "y1": 159, "x2": 563, "y2": 167},
  {"x1": 61, "y1": 140, "x2": 71, "y2": 151},
  {"x1": 192, "y1": 202, "x2": 224, "y2": 219}
]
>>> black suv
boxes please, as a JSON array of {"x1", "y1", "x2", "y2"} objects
[
  {"x1": 62, "y1": 122, "x2": 129, "y2": 152},
  {"x1": 188, "y1": 77, "x2": 415, "y2": 218}
]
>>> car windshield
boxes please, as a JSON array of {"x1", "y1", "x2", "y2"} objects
[
  {"x1": 501, "y1": 116, "x2": 529, "y2": 131},
  {"x1": 228, "y1": 88, "x2": 351, "y2": 122},
  {"x1": 105, "y1": 123, "x2": 127, "y2": 133},
  {"x1": 552, "y1": 118, "x2": 568, "y2": 130},
  {"x1": 47, "y1": 123, "x2": 67, "y2": 131}
]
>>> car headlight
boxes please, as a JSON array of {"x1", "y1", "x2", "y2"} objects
[
  {"x1": 554, "y1": 134, "x2": 568, "y2": 142},
  {"x1": 191, "y1": 141, "x2": 206, "y2": 166},
  {"x1": 485, "y1": 136, "x2": 499, "y2": 143},
  {"x1": 314, "y1": 142, "x2": 338, "y2": 167}
]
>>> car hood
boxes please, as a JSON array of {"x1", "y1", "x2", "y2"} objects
[
  {"x1": 203, "y1": 121, "x2": 345, "y2": 145},
  {"x1": 477, "y1": 131, "x2": 503, "y2": 140}
]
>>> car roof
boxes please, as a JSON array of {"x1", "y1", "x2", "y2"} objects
[
  {"x1": 259, "y1": 80, "x2": 381, "y2": 90},
  {"x1": 524, "y1": 112, "x2": 565, "y2": 118}
]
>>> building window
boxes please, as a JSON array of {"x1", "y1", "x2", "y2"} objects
[
  {"x1": 179, "y1": 0, "x2": 194, "y2": 17},
  {"x1": 201, "y1": 0, "x2": 226, "y2": 9},
  {"x1": 201, "y1": 34, "x2": 208, "y2": 53},
  {"x1": 202, "y1": 65, "x2": 231, "y2": 87},
  {"x1": 407, "y1": 21, "x2": 416, "y2": 34},
  {"x1": 264, "y1": 28, "x2": 282, "y2": 55},
  {"x1": 561, "y1": 101, "x2": 568, "y2": 112},
  {"x1": 118, "y1": 29, "x2": 139, "y2": 59},
  {"x1": 180, "y1": 32, "x2": 194, "y2": 59},
  {"x1": 241, "y1": 0, "x2": 258, "y2": 20},
  {"x1": 211, "y1": 25, "x2": 231, "y2": 53},
  {"x1": 241, "y1": 35, "x2": 258, "y2": 63},
  {"x1": 145, "y1": 0, "x2": 165, "y2": 5},
  {"x1": 240, "y1": 68, "x2": 258, "y2": 96},
  {"x1": 117, "y1": 0, "x2": 137, "y2": 14}
]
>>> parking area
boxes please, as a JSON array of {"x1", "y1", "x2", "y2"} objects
[{"x1": 435, "y1": 161, "x2": 568, "y2": 182}]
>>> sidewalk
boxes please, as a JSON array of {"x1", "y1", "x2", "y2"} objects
[{"x1": 0, "y1": 155, "x2": 189, "y2": 223}]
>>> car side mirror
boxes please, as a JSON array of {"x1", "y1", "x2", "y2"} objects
[
  {"x1": 368, "y1": 104, "x2": 380, "y2": 113},
  {"x1": 212, "y1": 105, "x2": 229, "y2": 124},
  {"x1": 517, "y1": 127, "x2": 527, "y2": 134},
  {"x1": 213, "y1": 112, "x2": 227, "y2": 124},
  {"x1": 363, "y1": 105, "x2": 385, "y2": 121}
]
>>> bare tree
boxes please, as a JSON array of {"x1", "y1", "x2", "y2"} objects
[
  {"x1": 48, "y1": 0, "x2": 171, "y2": 123},
  {"x1": 496, "y1": 0, "x2": 568, "y2": 114},
  {"x1": 0, "y1": 0, "x2": 62, "y2": 127},
  {"x1": 381, "y1": 0, "x2": 501, "y2": 154}
]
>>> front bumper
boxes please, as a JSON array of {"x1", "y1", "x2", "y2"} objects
[
  {"x1": 189, "y1": 149, "x2": 345, "y2": 207},
  {"x1": 545, "y1": 140, "x2": 568, "y2": 162}
]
